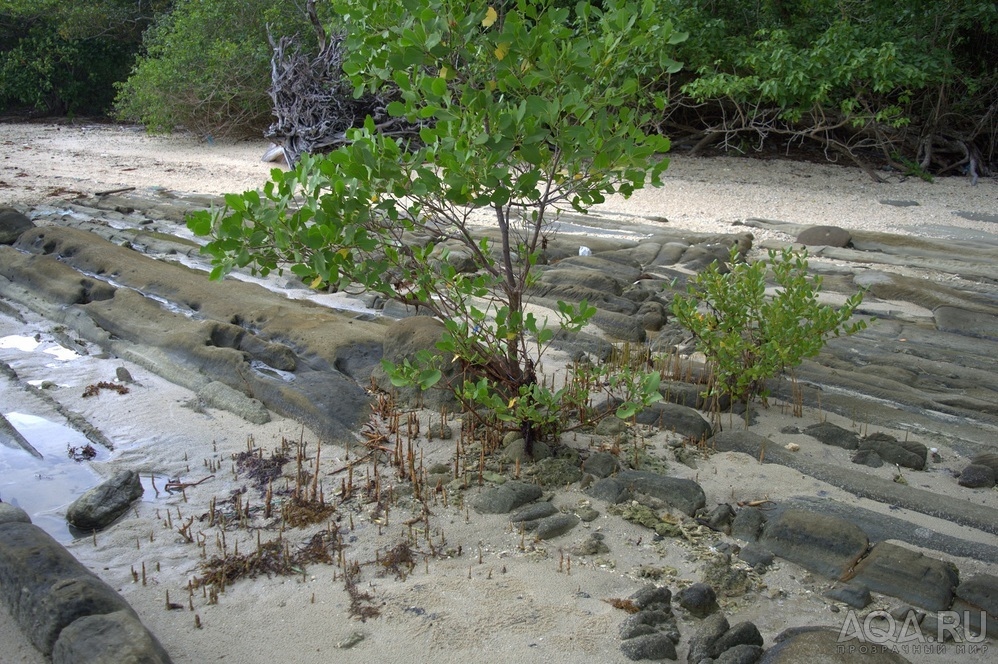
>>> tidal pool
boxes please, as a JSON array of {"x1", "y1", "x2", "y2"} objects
[
  {"x1": 1, "y1": 412, "x2": 169, "y2": 543},
  {"x1": 0, "y1": 412, "x2": 106, "y2": 542}
]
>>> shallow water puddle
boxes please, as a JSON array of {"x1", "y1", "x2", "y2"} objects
[
  {"x1": 1, "y1": 412, "x2": 170, "y2": 543},
  {"x1": 77, "y1": 269, "x2": 200, "y2": 318},
  {"x1": 0, "y1": 412, "x2": 104, "y2": 542},
  {"x1": 1, "y1": 326, "x2": 172, "y2": 543},
  {"x1": 0, "y1": 335, "x2": 38, "y2": 353},
  {"x1": 0, "y1": 334, "x2": 81, "y2": 362},
  {"x1": 250, "y1": 359, "x2": 296, "y2": 382}
]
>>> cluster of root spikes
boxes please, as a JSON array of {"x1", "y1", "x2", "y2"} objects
[
  {"x1": 160, "y1": 350, "x2": 745, "y2": 628},
  {"x1": 162, "y1": 406, "x2": 475, "y2": 625},
  {"x1": 362, "y1": 388, "x2": 506, "y2": 497}
]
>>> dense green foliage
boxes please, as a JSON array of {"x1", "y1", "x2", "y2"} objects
[
  {"x1": 4, "y1": 0, "x2": 993, "y2": 175},
  {"x1": 0, "y1": 24, "x2": 132, "y2": 114},
  {"x1": 114, "y1": 0, "x2": 322, "y2": 138},
  {"x1": 672, "y1": 246, "x2": 867, "y2": 406},
  {"x1": 660, "y1": 0, "x2": 997, "y2": 175},
  {"x1": 0, "y1": 0, "x2": 164, "y2": 115},
  {"x1": 189, "y1": 0, "x2": 678, "y2": 448}
]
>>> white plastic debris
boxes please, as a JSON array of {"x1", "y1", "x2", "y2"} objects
[{"x1": 578, "y1": 246, "x2": 592, "y2": 256}]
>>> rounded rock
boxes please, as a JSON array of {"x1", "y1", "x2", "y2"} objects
[
  {"x1": 958, "y1": 463, "x2": 996, "y2": 489},
  {"x1": 472, "y1": 481, "x2": 543, "y2": 514},
  {"x1": 629, "y1": 584, "x2": 672, "y2": 612},
  {"x1": 713, "y1": 620, "x2": 764, "y2": 654},
  {"x1": 532, "y1": 457, "x2": 584, "y2": 487},
  {"x1": 66, "y1": 470, "x2": 143, "y2": 532},
  {"x1": 796, "y1": 225, "x2": 852, "y2": 248},
  {"x1": 678, "y1": 582, "x2": 720, "y2": 618},
  {"x1": 0, "y1": 502, "x2": 31, "y2": 525},
  {"x1": 0, "y1": 207, "x2": 34, "y2": 244},
  {"x1": 619, "y1": 632, "x2": 677, "y2": 662},
  {"x1": 509, "y1": 502, "x2": 558, "y2": 523},
  {"x1": 583, "y1": 451, "x2": 620, "y2": 478},
  {"x1": 738, "y1": 543, "x2": 775, "y2": 569},
  {"x1": 534, "y1": 513, "x2": 580, "y2": 540}
]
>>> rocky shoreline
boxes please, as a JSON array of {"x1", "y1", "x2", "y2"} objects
[{"x1": 1, "y1": 185, "x2": 996, "y2": 662}]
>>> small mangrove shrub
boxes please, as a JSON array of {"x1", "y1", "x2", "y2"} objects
[
  {"x1": 671, "y1": 246, "x2": 867, "y2": 405},
  {"x1": 190, "y1": 0, "x2": 684, "y2": 454}
]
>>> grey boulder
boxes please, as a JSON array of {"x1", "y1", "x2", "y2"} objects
[
  {"x1": 0, "y1": 207, "x2": 33, "y2": 244},
  {"x1": 66, "y1": 470, "x2": 143, "y2": 532},
  {"x1": 471, "y1": 481, "x2": 542, "y2": 514},
  {"x1": 760, "y1": 627, "x2": 911, "y2": 663},
  {"x1": 958, "y1": 463, "x2": 996, "y2": 489},
  {"x1": 0, "y1": 523, "x2": 145, "y2": 655},
  {"x1": 0, "y1": 502, "x2": 32, "y2": 525},
  {"x1": 759, "y1": 509, "x2": 868, "y2": 579},
  {"x1": 796, "y1": 225, "x2": 852, "y2": 248},
  {"x1": 847, "y1": 542, "x2": 959, "y2": 611},
  {"x1": 617, "y1": 470, "x2": 707, "y2": 517},
  {"x1": 53, "y1": 609, "x2": 172, "y2": 664}
]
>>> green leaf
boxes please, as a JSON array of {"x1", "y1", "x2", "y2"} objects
[
  {"x1": 491, "y1": 187, "x2": 510, "y2": 206},
  {"x1": 519, "y1": 142, "x2": 543, "y2": 165},
  {"x1": 418, "y1": 369, "x2": 442, "y2": 389},
  {"x1": 616, "y1": 403, "x2": 638, "y2": 420},
  {"x1": 419, "y1": 126, "x2": 437, "y2": 144},
  {"x1": 187, "y1": 210, "x2": 212, "y2": 236},
  {"x1": 223, "y1": 193, "x2": 246, "y2": 212},
  {"x1": 430, "y1": 76, "x2": 448, "y2": 97}
]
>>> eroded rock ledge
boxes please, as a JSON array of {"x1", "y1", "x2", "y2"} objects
[{"x1": 1, "y1": 221, "x2": 386, "y2": 443}]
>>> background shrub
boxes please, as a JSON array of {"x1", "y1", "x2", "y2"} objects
[
  {"x1": 657, "y1": 0, "x2": 997, "y2": 176},
  {"x1": 0, "y1": 1, "x2": 155, "y2": 116},
  {"x1": 2, "y1": 0, "x2": 994, "y2": 175},
  {"x1": 114, "y1": 0, "x2": 324, "y2": 138}
]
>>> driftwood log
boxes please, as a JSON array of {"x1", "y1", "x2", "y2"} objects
[{"x1": 266, "y1": 1, "x2": 420, "y2": 166}]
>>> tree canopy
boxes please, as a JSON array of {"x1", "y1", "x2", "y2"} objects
[{"x1": 1, "y1": 0, "x2": 994, "y2": 176}]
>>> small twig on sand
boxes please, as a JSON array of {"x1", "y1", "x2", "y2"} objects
[
  {"x1": 328, "y1": 451, "x2": 377, "y2": 476},
  {"x1": 165, "y1": 475, "x2": 215, "y2": 493},
  {"x1": 95, "y1": 186, "x2": 136, "y2": 197}
]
